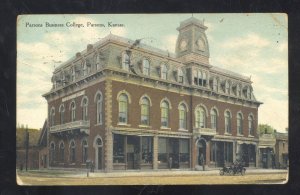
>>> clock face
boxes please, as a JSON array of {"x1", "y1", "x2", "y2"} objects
[
  {"x1": 180, "y1": 39, "x2": 187, "y2": 51},
  {"x1": 196, "y1": 38, "x2": 205, "y2": 51}
]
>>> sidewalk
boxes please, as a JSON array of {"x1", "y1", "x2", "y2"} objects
[{"x1": 17, "y1": 168, "x2": 288, "y2": 178}]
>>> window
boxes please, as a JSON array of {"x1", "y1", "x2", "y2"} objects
[
  {"x1": 142, "y1": 137, "x2": 153, "y2": 164},
  {"x1": 248, "y1": 115, "x2": 254, "y2": 135},
  {"x1": 70, "y1": 140, "x2": 76, "y2": 163},
  {"x1": 210, "y1": 109, "x2": 217, "y2": 130},
  {"x1": 95, "y1": 54, "x2": 101, "y2": 70},
  {"x1": 82, "y1": 61, "x2": 87, "y2": 76},
  {"x1": 161, "y1": 64, "x2": 167, "y2": 79},
  {"x1": 118, "y1": 94, "x2": 128, "y2": 123},
  {"x1": 247, "y1": 87, "x2": 251, "y2": 99},
  {"x1": 71, "y1": 67, "x2": 75, "y2": 81},
  {"x1": 60, "y1": 72, "x2": 65, "y2": 86},
  {"x1": 179, "y1": 139, "x2": 190, "y2": 163},
  {"x1": 158, "y1": 138, "x2": 167, "y2": 163},
  {"x1": 70, "y1": 101, "x2": 76, "y2": 122},
  {"x1": 122, "y1": 52, "x2": 130, "y2": 70},
  {"x1": 141, "y1": 97, "x2": 150, "y2": 125},
  {"x1": 179, "y1": 104, "x2": 187, "y2": 129},
  {"x1": 225, "y1": 81, "x2": 230, "y2": 94},
  {"x1": 213, "y1": 78, "x2": 218, "y2": 91},
  {"x1": 59, "y1": 142, "x2": 64, "y2": 162},
  {"x1": 195, "y1": 107, "x2": 205, "y2": 128},
  {"x1": 193, "y1": 70, "x2": 207, "y2": 87},
  {"x1": 82, "y1": 97, "x2": 88, "y2": 121},
  {"x1": 95, "y1": 93, "x2": 103, "y2": 124},
  {"x1": 143, "y1": 59, "x2": 150, "y2": 76},
  {"x1": 82, "y1": 139, "x2": 88, "y2": 163},
  {"x1": 113, "y1": 134, "x2": 125, "y2": 163},
  {"x1": 59, "y1": 104, "x2": 65, "y2": 124},
  {"x1": 237, "y1": 113, "x2": 243, "y2": 135},
  {"x1": 225, "y1": 111, "x2": 231, "y2": 133},
  {"x1": 237, "y1": 84, "x2": 241, "y2": 97},
  {"x1": 50, "y1": 142, "x2": 55, "y2": 165},
  {"x1": 161, "y1": 101, "x2": 169, "y2": 127},
  {"x1": 178, "y1": 68, "x2": 184, "y2": 83},
  {"x1": 50, "y1": 108, "x2": 55, "y2": 127}
]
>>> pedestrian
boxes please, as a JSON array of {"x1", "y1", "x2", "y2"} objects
[
  {"x1": 200, "y1": 154, "x2": 205, "y2": 171},
  {"x1": 91, "y1": 160, "x2": 94, "y2": 172},
  {"x1": 168, "y1": 156, "x2": 173, "y2": 170},
  {"x1": 272, "y1": 154, "x2": 276, "y2": 169}
]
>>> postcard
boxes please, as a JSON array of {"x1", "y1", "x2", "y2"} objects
[{"x1": 16, "y1": 14, "x2": 288, "y2": 185}]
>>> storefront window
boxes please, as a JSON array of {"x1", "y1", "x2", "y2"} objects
[
  {"x1": 113, "y1": 134, "x2": 125, "y2": 163},
  {"x1": 158, "y1": 138, "x2": 167, "y2": 163},
  {"x1": 179, "y1": 139, "x2": 189, "y2": 163},
  {"x1": 141, "y1": 137, "x2": 153, "y2": 164}
]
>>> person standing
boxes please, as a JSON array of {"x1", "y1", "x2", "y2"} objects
[{"x1": 168, "y1": 156, "x2": 173, "y2": 170}]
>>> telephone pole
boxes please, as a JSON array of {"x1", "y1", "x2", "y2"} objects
[{"x1": 25, "y1": 125, "x2": 29, "y2": 171}]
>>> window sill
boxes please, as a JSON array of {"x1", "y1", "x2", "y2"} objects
[
  {"x1": 139, "y1": 125, "x2": 152, "y2": 128},
  {"x1": 178, "y1": 128, "x2": 188, "y2": 132},
  {"x1": 237, "y1": 134, "x2": 244, "y2": 137},
  {"x1": 224, "y1": 132, "x2": 232, "y2": 136},
  {"x1": 248, "y1": 135, "x2": 255, "y2": 138},
  {"x1": 117, "y1": 123, "x2": 131, "y2": 127},
  {"x1": 94, "y1": 123, "x2": 103, "y2": 127},
  {"x1": 69, "y1": 163, "x2": 76, "y2": 165},
  {"x1": 160, "y1": 127, "x2": 171, "y2": 130}
]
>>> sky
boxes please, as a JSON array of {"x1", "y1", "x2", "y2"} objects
[{"x1": 17, "y1": 14, "x2": 288, "y2": 132}]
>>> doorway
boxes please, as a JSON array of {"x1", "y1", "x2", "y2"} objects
[
  {"x1": 127, "y1": 136, "x2": 140, "y2": 170},
  {"x1": 197, "y1": 139, "x2": 206, "y2": 166}
]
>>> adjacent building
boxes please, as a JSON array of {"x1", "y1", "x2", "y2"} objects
[{"x1": 42, "y1": 17, "x2": 262, "y2": 172}]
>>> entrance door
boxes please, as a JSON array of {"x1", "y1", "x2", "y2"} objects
[
  {"x1": 197, "y1": 140, "x2": 206, "y2": 166},
  {"x1": 127, "y1": 136, "x2": 140, "y2": 170},
  {"x1": 98, "y1": 147, "x2": 102, "y2": 170},
  {"x1": 169, "y1": 138, "x2": 179, "y2": 168}
]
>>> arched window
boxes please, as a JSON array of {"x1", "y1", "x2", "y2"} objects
[
  {"x1": 179, "y1": 104, "x2": 187, "y2": 129},
  {"x1": 119, "y1": 94, "x2": 128, "y2": 123},
  {"x1": 225, "y1": 81, "x2": 230, "y2": 94},
  {"x1": 236, "y1": 84, "x2": 241, "y2": 97},
  {"x1": 82, "y1": 139, "x2": 88, "y2": 163},
  {"x1": 82, "y1": 61, "x2": 87, "y2": 76},
  {"x1": 225, "y1": 110, "x2": 232, "y2": 134},
  {"x1": 70, "y1": 101, "x2": 76, "y2": 122},
  {"x1": 59, "y1": 141, "x2": 64, "y2": 162},
  {"x1": 210, "y1": 109, "x2": 217, "y2": 130},
  {"x1": 69, "y1": 140, "x2": 76, "y2": 163},
  {"x1": 95, "y1": 53, "x2": 101, "y2": 70},
  {"x1": 49, "y1": 142, "x2": 55, "y2": 165},
  {"x1": 195, "y1": 107, "x2": 205, "y2": 128},
  {"x1": 141, "y1": 97, "x2": 150, "y2": 125},
  {"x1": 198, "y1": 70, "x2": 203, "y2": 86},
  {"x1": 203, "y1": 72, "x2": 207, "y2": 86},
  {"x1": 161, "y1": 63, "x2": 167, "y2": 79},
  {"x1": 71, "y1": 66, "x2": 75, "y2": 82},
  {"x1": 95, "y1": 93, "x2": 103, "y2": 124},
  {"x1": 213, "y1": 78, "x2": 218, "y2": 91},
  {"x1": 50, "y1": 108, "x2": 55, "y2": 127},
  {"x1": 59, "y1": 104, "x2": 65, "y2": 124},
  {"x1": 248, "y1": 115, "x2": 254, "y2": 135},
  {"x1": 82, "y1": 97, "x2": 88, "y2": 121},
  {"x1": 237, "y1": 113, "x2": 243, "y2": 135},
  {"x1": 161, "y1": 101, "x2": 169, "y2": 127},
  {"x1": 178, "y1": 68, "x2": 184, "y2": 83},
  {"x1": 247, "y1": 87, "x2": 251, "y2": 99},
  {"x1": 143, "y1": 59, "x2": 150, "y2": 76},
  {"x1": 122, "y1": 52, "x2": 130, "y2": 70},
  {"x1": 96, "y1": 137, "x2": 102, "y2": 146}
]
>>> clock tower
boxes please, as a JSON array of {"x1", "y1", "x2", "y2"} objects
[{"x1": 175, "y1": 17, "x2": 210, "y2": 66}]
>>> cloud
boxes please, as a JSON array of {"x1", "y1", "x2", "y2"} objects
[
  {"x1": 277, "y1": 41, "x2": 288, "y2": 52},
  {"x1": 220, "y1": 33, "x2": 270, "y2": 49}
]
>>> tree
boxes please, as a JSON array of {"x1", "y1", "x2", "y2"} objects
[{"x1": 258, "y1": 124, "x2": 275, "y2": 135}]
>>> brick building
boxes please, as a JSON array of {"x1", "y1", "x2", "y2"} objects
[{"x1": 42, "y1": 17, "x2": 262, "y2": 172}]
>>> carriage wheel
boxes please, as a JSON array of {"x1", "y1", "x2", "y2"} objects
[
  {"x1": 228, "y1": 169, "x2": 234, "y2": 176},
  {"x1": 219, "y1": 169, "x2": 224, "y2": 176}
]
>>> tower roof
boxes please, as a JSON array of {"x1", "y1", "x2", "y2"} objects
[{"x1": 177, "y1": 17, "x2": 207, "y2": 31}]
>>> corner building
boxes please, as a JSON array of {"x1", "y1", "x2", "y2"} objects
[{"x1": 43, "y1": 17, "x2": 262, "y2": 172}]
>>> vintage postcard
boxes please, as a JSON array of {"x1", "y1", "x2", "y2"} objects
[{"x1": 16, "y1": 14, "x2": 288, "y2": 185}]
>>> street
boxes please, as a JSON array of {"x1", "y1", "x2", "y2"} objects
[{"x1": 17, "y1": 169, "x2": 288, "y2": 185}]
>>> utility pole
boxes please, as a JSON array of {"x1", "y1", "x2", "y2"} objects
[{"x1": 25, "y1": 125, "x2": 29, "y2": 171}]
